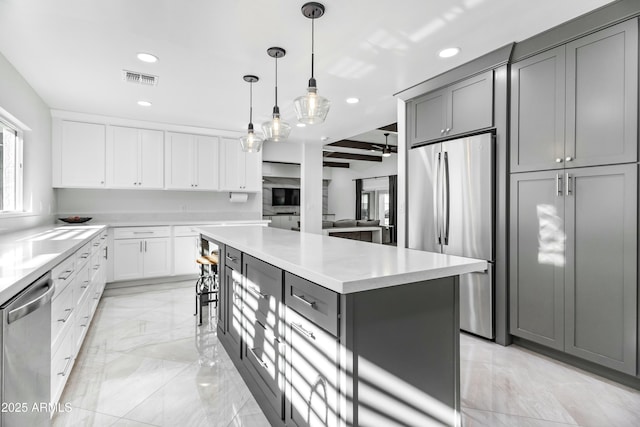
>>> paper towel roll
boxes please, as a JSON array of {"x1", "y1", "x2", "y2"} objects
[{"x1": 229, "y1": 192, "x2": 248, "y2": 203}]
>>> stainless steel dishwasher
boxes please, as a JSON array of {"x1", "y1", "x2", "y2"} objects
[{"x1": 1, "y1": 272, "x2": 54, "y2": 427}]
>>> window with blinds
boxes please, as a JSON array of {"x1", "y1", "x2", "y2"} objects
[{"x1": 0, "y1": 118, "x2": 23, "y2": 212}]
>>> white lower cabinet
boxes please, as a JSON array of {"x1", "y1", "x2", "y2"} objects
[
  {"x1": 50, "y1": 228, "x2": 108, "y2": 406},
  {"x1": 173, "y1": 225, "x2": 204, "y2": 276},
  {"x1": 112, "y1": 227, "x2": 172, "y2": 281}
]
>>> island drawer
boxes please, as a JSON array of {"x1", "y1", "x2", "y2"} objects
[
  {"x1": 243, "y1": 255, "x2": 283, "y2": 337},
  {"x1": 285, "y1": 272, "x2": 339, "y2": 337},
  {"x1": 224, "y1": 245, "x2": 242, "y2": 271},
  {"x1": 244, "y1": 324, "x2": 283, "y2": 418}
]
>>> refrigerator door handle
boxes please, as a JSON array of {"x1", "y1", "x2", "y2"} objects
[
  {"x1": 443, "y1": 151, "x2": 450, "y2": 245},
  {"x1": 435, "y1": 152, "x2": 442, "y2": 245}
]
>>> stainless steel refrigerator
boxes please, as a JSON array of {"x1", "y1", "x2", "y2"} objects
[{"x1": 408, "y1": 132, "x2": 494, "y2": 339}]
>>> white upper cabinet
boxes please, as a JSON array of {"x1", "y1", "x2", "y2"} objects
[
  {"x1": 219, "y1": 137, "x2": 262, "y2": 191},
  {"x1": 53, "y1": 120, "x2": 106, "y2": 188},
  {"x1": 165, "y1": 132, "x2": 220, "y2": 190},
  {"x1": 107, "y1": 126, "x2": 164, "y2": 189}
]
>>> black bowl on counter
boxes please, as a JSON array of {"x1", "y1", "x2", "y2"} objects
[{"x1": 58, "y1": 217, "x2": 92, "y2": 224}]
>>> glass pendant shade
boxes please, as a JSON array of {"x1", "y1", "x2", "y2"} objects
[
  {"x1": 240, "y1": 125, "x2": 263, "y2": 153},
  {"x1": 262, "y1": 112, "x2": 291, "y2": 142},
  {"x1": 294, "y1": 85, "x2": 330, "y2": 125},
  {"x1": 382, "y1": 147, "x2": 391, "y2": 157}
]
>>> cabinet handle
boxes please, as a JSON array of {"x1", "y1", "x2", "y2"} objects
[
  {"x1": 445, "y1": 127, "x2": 450, "y2": 133},
  {"x1": 292, "y1": 322, "x2": 316, "y2": 340},
  {"x1": 247, "y1": 285, "x2": 267, "y2": 299},
  {"x1": 133, "y1": 231, "x2": 154, "y2": 235},
  {"x1": 80, "y1": 252, "x2": 90, "y2": 258},
  {"x1": 58, "y1": 269, "x2": 74, "y2": 280},
  {"x1": 58, "y1": 308, "x2": 73, "y2": 323},
  {"x1": 248, "y1": 347, "x2": 269, "y2": 370},
  {"x1": 440, "y1": 129, "x2": 445, "y2": 135},
  {"x1": 555, "y1": 158, "x2": 563, "y2": 163},
  {"x1": 92, "y1": 242, "x2": 100, "y2": 247},
  {"x1": 556, "y1": 174, "x2": 562, "y2": 197},
  {"x1": 139, "y1": 241, "x2": 143, "y2": 252},
  {"x1": 104, "y1": 246, "x2": 108, "y2": 260},
  {"x1": 144, "y1": 241, "x2": 147, "y2": 252},
  {"x1": 81, "y1": 281, "x2": 89, "y2": 289},
  {"x1": 292, "y1": 293, "x2": 316, "y2": 308},
  {"x1": 565, "y1": 173, "x2": 572, "y2": 196},
  {"x1": 226, "y1": 254, "x2": 237, "y2": 262},
  {"x1": 565, "y1": 156, "x2": 573, "y2": 162},
  {"x1": 93, "y1": 264, "x2": 100, "y2": 271},
  {"x1": 58, "y1": 357, "x2": 73, "y2": 377}
]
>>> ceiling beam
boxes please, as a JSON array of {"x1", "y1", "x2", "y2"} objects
[
  {"x1": 323, "y1": 151, "x2": 382, "y2": 162},
  {"x1": 326, "y1": 139, "x2": 398, "y2": 153},
  {"x1": 378, "y1": 123, "x2": 398, "y2": 133},
  {"x1": 323, "y1": 161, "x2": 350, "y2": 168}
]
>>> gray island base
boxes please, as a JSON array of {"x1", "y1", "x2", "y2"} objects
[{"x1": 197, "y1": 225, "x2": 486, "y2": 427}]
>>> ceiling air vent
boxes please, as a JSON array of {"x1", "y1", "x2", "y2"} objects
[{"x1": 122, "y1": 70, "x2": 158, "y2": 86}]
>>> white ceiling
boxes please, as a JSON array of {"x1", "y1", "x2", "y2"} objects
[{"x1": 0, "y1": 0, "x2": 614, "y2": 146}]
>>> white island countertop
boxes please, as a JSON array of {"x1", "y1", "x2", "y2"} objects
[
  {"x1": 0, "y1": 224, "x2": 107, "y2": 305},
  {"x1": 197, "y1": 225, "x2": 487, "y2": 294}
]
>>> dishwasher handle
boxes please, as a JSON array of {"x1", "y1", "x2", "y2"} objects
[{"x1": 7, "y1": 274, "x2": 54, "y2": 324}]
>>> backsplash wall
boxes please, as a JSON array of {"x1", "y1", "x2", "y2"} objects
[{"x1": 262, "y1": 177, "x2": 329, "y2": 216}]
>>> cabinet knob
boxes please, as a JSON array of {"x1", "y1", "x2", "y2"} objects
[
  {"x1": 440, "y1": 129, "x2": 445, "y2": 135},
  {"x1": 565, "y1": 156, "x2": 573, "y2": 162},
  {"x1": 445, "y1": 128, "x2": 450, "y2": 133},
  {"x1": 555, "y1": 158, "x2": 563, "y2": 163}
]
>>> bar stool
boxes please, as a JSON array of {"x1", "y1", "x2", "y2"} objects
[{"x1": 195, "y1": 252, "x2": 218, "y2": 326}]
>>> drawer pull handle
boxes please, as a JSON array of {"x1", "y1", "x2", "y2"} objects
[
  {"x1": 93, "y1": 265, "x2": 100, "y2": 270},
  {"x1": 58, "y1": 269, "x2": 74, "y2": 280},
  {"x1": 81, "y1": 281, "x2": 89, "y2": 289},
  {"x1": 93, "y1": 242, "x2": 100, "y2": 247},
  {"x1": 133, "y1": 231, "x2": 155, "y2": 235},
  {"x1": 249, "y1": 347, "x2": 269, "y2": 370},
  {"x1": 80, "y1": 253, "x2": 90, "y2": 259},
  {"x1": 293, "y1": 293, "x2": 316, "y2": 308},
  {"x1": 58, "y1": 357, "x2": 73, "y2": 377},
  {"x1": 226, "y1": 254, "x2": 238, "y2": 262},
  {"x1": 58, "y1": 308, "x2": 73, "y2": 323},
  {"x1": 292, "y1": 322, "x2": 316, "y2": 340},
  {"x1": 247, "y1": 285, "x2": 267, "y2": 299}
]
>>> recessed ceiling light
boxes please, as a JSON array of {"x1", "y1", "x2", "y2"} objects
[
  {"x1": 346, "y1": 97, "x2": 359, "y2": 104},
  {"x1": 137, "y1": 100, "x2": 152, "y2": 107},
  {"x1": 439, "y1": 47, "x2": 460, "y2": 58},
  {"x1": 296, "y1": 123, "x2": 306, "y2": 128},
  {"x1": 137, "y1": 52, "x2": 158, "y2": 63}
]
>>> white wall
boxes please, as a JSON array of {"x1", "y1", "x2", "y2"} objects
[
  {"x1": 262, "y1": 141, "x2": 302, "y2": 164},
  {"x1": 56, "y1": 189, "x2": 262, "y2": 222},
  {"x1": 327, "y1": 156, "x2": 398, "y2": 220},
  {"x1": 0, "y1": 51, "x2": 55, "y2": 234}
]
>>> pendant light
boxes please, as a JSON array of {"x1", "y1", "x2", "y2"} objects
[
  {"x1": 293, "y1": 2, "x2": 330, "y2": 125},
  {"x1": 262, "y1": 47, "x2": 291, "y2": 142},
  {"x1": 240, "y1": 75, "x2": 263, "y2": 153},
  {"x1": 382, "y1": 133, "x2": 392, "y2": 157}
]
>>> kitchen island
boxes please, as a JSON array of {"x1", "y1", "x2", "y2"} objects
[{"x1": 198, "y1": 225, "x2": 486, "y2": 427}]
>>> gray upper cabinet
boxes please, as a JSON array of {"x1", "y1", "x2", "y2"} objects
[
  {"x1": 564, "y1": 164, "x2": 637, "y2": 375},
  {"x1": 510, "y1": 170, "x2": 565, "y2": 350},
  {"x1": 565, "y1": 20, "x2": 638, "y2": 169},
  {"x1": 511, "y1": 47, "x2": 566, "y2": 173},
  {"x1": 511, "y1": 19, "x2": 638, "y2": 172},
  {"x1": 510, "y1": 165, "x2": 637, "y2": 375},
  {"x1": 408, "y1": 70, "x2": 493, "y2": 146}
]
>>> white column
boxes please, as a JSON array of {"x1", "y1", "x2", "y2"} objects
[
  {"x1": 300, "y1": 142, "x2": 323, "y2": 234},
  {"x1": 397, "y1": 97, "x2": 407, "y2": 248}
]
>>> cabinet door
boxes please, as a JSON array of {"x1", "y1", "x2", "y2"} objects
[
  {"x1": 165, "y1": 132, "x2": 194, "y2": 189},
  {"x1": 113, "y1": 239, "x2": 144, "y2": 281},
  {"x1": 138, "y1": 129, "x2": 164, "y2": 189},
  {"x1": 286, "y1": 309, "x2": 339, "y2": 427},
  {"x1": 243, "y1": 150, "x2": 262, "y2": 191},
  {"x1": 60, "y1": 121, "x2": 106, "y2": 187},
  {"x1": 109, "y1": 126, "x2": 139, "y2": 188},
  {"x1": 565, "y1": 19, "x2": 638, "y2": 168},
  {"x1": 511, "y1": 47, "x2": 565, "y2": 172},
  {"x1": 194, "y1": 135, "x2": 220, "y2": 190},
  {"x1": 509, "y1": 170, "x2": 565, "y2": 350},
  {"x1": 143, "y1": 237, "x2": 172, "y2": 278},
  {"x1": 448, "y1": 70, "x2": 493, "y2": 136},
  {"x1": 226, "y1": 266, "x2": 243, "y2": 355},
  {"x1": 564, "y1": 164, "x2": 637, "y2": 374},
  {"x1": 173, "y1": 235, "x2": 199, "y2": 276},
  {"x1": 220, "y1": 137, "x2": 244, "y2": 190},
  {"x1": 408, "y1": 89, "x2": 447, "y2": 145}
]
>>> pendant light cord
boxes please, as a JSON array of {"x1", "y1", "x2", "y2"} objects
[
  {"x1": 249, "y1": 82, "x2": 253, "y2": 126},
  {"x1": 311, "y1": 17, "x2": 315, "y2": 80},
  {"x1": 275, "y1": 55, "x2": 279, "y2": 108}
]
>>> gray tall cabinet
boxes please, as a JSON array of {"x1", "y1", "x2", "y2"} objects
[{"x1": 509, "y1": 18, "x2": 639, "y2": 376}]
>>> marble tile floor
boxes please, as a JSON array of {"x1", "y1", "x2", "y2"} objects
[{"x1": 53, "y1": 282, "x2": 640, "y2": 427}]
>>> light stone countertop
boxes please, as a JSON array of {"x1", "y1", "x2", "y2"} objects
[
  {"x1": 0, "y1": 224, "x2": 107, "y2": 305},
  {"x1": 197, "y1": 225, "x2": 487, "y2": 294}
]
